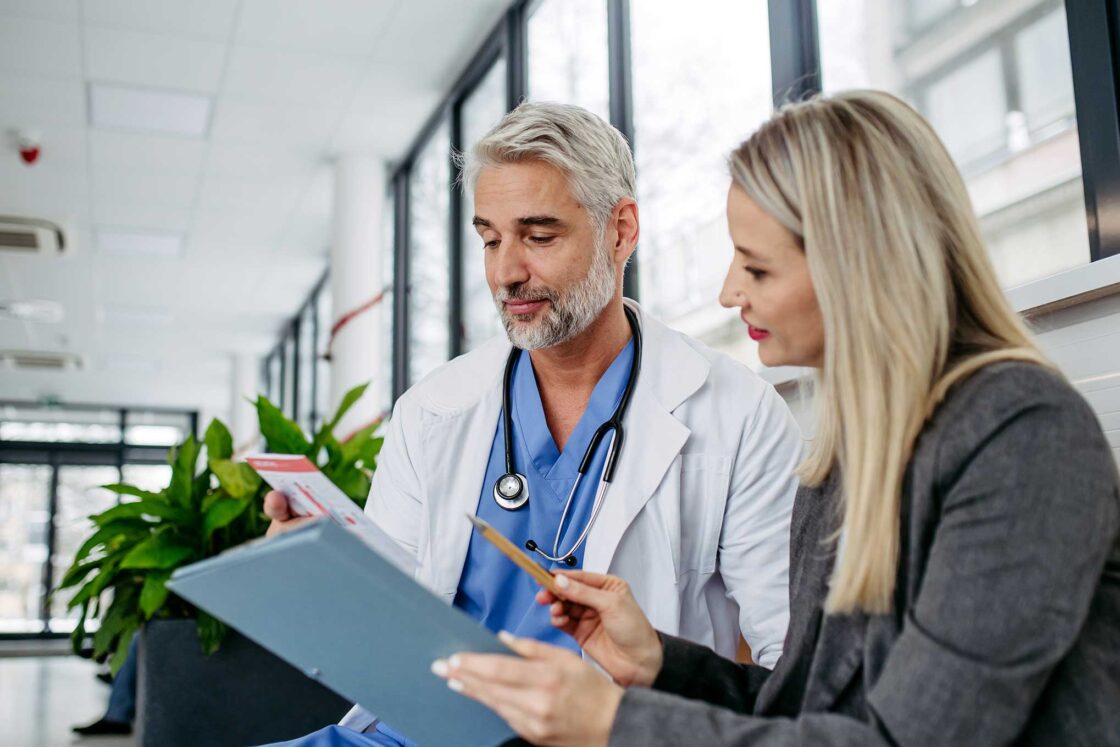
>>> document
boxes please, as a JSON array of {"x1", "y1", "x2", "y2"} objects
[
  {"x1": 167, "y1": 519, "x2": 515, "y2": 747},
  {"x1": 245, "y1": 453, "x2": 415, "y2": 574}
]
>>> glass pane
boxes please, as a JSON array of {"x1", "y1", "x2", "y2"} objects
[
  {"x1": 0, "y1": 404, "x2": 121, "y2": 443},
  {"x1": 460, "y1": 58, "x2": 509, "y2": 353},
  {"x1": 0, "y1": 464, "x2": 52, "y2": 633},
  {"x1": 316, "y1": 286, "x2": 333, "y2": 426},
  {"x1": 282, "y1": 333, "x2": 297, "y2": 417},
  {"x1": 267, "y1": 350, "x2": 282, "y2": 406},
  {"x1": 632, "y1": 0, "x2": 773, "y2": 335},
  {"x1": 407, "y1": 121, "x2": 452, "y2": 386},
  {"x1": 298, "y1": 303, "x2": 315, "y2": 432},
  {"x1": 379, "y1": 191, "x2": 395, "y2": 415},
  {"x1": 121, "y1": 464, "x2": 172, "y2": 495},
  {"x1": 527, "y1": 0, "x2": 610, "y2": 121},
  {"x1": 124, "y1": 410, "x2": 190, "y2": 447},
  {"x1": 50, "y1": 466, "x2": 121, "y2": 629},
  {"x1": 819, "y1": 1, "x2": 1089, "y2": 288},
  {"x1": 908, "y1": 0, "x2": 958, "y2": 32},
  {"x1": 1016, "y1": 9, "x2": 1076, "y2": 134}
]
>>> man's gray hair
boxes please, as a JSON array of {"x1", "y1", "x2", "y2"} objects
[{"x1": 459, "y1": 101, "x2": 636, "y2": 236}]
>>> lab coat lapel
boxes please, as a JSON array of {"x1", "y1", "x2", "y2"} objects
[{"x1": 583, "y1": 302, "x2": 709, "y2": 573}]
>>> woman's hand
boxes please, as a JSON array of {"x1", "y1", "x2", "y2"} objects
[
  {"x1": 539, "y1": 571, "x2": 662, "y2": 688},
  {"x1": 433, "y1": 633, "x2": 622, "y2": 747}
]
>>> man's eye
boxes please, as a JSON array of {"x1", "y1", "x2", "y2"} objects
[
  {"x1": 529, "y1": 235, "x2": 555, "y2": 244},
  {"x1": 483, "y1": 239, "x2": 499, "y2": 249}
]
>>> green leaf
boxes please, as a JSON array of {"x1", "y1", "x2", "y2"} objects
[
  {"x1": 119, "y1": 529, "x2": 195, "y2": 570},
  {"x1": 93, "y1": 592, "x2": 133, "y2": 660},
  {"x1": 328, "y1": 382, "x2": 370, "y2": 431},
  {"x1": 255, "y1": 396, "x2": 310, "y2": 454},
  {"x1": 202, "y1": 496, "x2": 251, "y2": 539},
  {"x1": 67, "y1": 556, "x2": 124, "y2": 609},
  {"x1": 204, "y1": 419, "x2": 234, "y2": 461},
  {"x1": 69, "y1": 520, "x2": 148, "y2": 567},
  {"x1": 339, "y1": 422, "x2": 379, "y2": 463},
  {"x1": 328, "y1": 467, "x2": 371, "y2": 504},
  {"x1": 166, "y1": 435, "x2": 200, "y2": 507},
  {"x1": 69, "y1": 600, "x2": 89, "y2": 655},
  {"x1": 92, "y1": 500, "x2": 191, "y2": 526},
  {"x1": 108, "y1": 623, "x2": 138, "y2": 676},
  {"x1": 55, "y1": 556, "x2": 106, "y2": 593},
  {"x1": 102, "y1": 483, "x2": 165, "y2": 502},
  {"x1": 209, "y1": 459, "x2": 261, "y2": 500},
  {"x1": 197, "y1": 611, "x2": 228, "y2": 656},
  {"x1": 139, "y1": 571, "x2": 173, "y2": 618}
]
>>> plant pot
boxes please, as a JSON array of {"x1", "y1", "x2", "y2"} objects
[{"x1": 136, "y1": 619, "x2": 350, "y2": 747}]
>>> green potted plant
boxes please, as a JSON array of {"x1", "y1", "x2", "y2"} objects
[{"x1": 54, "y1": 382, "x2": 383, "y2": 746}]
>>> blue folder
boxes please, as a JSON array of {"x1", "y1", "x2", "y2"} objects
[{"x1": 167, "y1": 519, "x2": 515, "y2": 747}]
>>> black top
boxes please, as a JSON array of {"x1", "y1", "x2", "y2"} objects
[{"x1": 611, "y1": 362, "x2": 1120, "y2": 746}]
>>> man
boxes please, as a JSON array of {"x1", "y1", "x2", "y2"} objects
[{"x1": 265, "y1": 102, "x2": 802, "y2": 746}]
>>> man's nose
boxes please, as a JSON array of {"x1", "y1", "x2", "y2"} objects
[{"x1": 492, "y1": 241, "x2": 530, "y2": 289}]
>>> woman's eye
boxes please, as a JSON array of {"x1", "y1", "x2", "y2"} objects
[{"x1": 745, "y1": 267, "x2": 767, "y2": 279}]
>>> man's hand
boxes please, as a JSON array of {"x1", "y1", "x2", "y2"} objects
[{"x1": 263, "y1": 490, "x2": 317, "y2": 537}]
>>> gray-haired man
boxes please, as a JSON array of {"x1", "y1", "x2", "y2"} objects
[{"x1": 264, "y1": 102, "x2": 802, "y2": 746}]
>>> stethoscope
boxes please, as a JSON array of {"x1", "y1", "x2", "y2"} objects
[{"x1": 492, "y1": 305, "x2": 642, "y2": 566}]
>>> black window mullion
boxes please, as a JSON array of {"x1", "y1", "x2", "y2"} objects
[
  {"x1": 505, "y1": 1, "x2": 529, "y2": 109},
  {"x1": 39, "y1": 453, "x2": 60, "y2": 633},
  {"x1": 392, "y1": 169, "x2": 412, "y2": 401},
  {"x1": 450, "y1": 101, "x2": 466, "y2": 359},
  {"x1": 607, "y1": 0, "x2": 639, "y2": 301},
  {"x1": 1065, "y1": 0, "x2": 1120, "y2": 261},
  {"x1": 768, "y1": 0, "x2": 822, "y2": 105}
]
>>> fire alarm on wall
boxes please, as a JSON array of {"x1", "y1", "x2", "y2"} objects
[{"x1": 10, "y1": 129, "x2": 41, "y2": 166}]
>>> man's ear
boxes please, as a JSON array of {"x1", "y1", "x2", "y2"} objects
[{"x1": 612, "y1": 198, "x2": 639, "y2": 265}]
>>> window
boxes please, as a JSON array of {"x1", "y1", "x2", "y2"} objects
[
  {"x1": 379, "y1": 191, "x2": 395, "y2": 416},
  {"x1": 819, "y1": 0, "x2": 1089, "y2": 287},
  {"x1": 408, "y1": 121, "x2": 452, "y2": 386},
  {"x1": 297, "y1": 303, "x2": 316, "y2": 433},
  {"x1": 267, "y1": 349, "x2": 282, "y2": 407},
  {"x1": 527, "y1": 0, "x2": 610, "y2": 121},
  {"x1": 50, "y1": 466, "x2": 120, "y2": 628},
  {"x1": 0, "y1": 464, "x2": 52, "y2": 633},
  {"x1": 316, "y1": 286, "x2": 333, "y2": 426},
  {"x1": 460, "y1": 58, "x2": 509, "y2": 352},
  {"x1": 0, "y1": 405, "x2": 121, "y2": 443},
  {"x1": 632, "y1": 0, "x2": 773, "y2": 338},
  {"x1": 282, "y1": 332, "x2": 297, "y2": 417},
  {"x1": 124, "y1": 411, "x2": 191, "y2": 447}
]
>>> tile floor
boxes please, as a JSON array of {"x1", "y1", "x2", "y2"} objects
[{"x1": 0, "y1": 656, "x2": 133, "y2": 747}]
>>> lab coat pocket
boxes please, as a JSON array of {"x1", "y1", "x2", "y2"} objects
[{"x1": 678, "y1": 454, "x2": 732, "y2": 575}]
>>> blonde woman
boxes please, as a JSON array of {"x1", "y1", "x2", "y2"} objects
[{"x1": 433, "y1": 91, "x2": 1120, "y2": 746}]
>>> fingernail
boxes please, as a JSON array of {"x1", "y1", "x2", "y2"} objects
[
  {"x1": 430, "y1": 659, "x2": 448, "y2": 677},
  {"x1": 447, "y1": 678, "x2": 464, "y2": 693},
  {"x1": 448, "y1": 654, "x2": 461, "y2": 668},
  {"x1": 556, "y1": 575, "x2": 570, "y2": 588},
  {"x1": 497, "y1": 630, "x2": 515, "y2": 644}
]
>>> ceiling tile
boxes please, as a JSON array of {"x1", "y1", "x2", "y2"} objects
[
  {"x1": 210, "y1": 99, "x2": 341, "y2": 147},
  {"x1": 204, "y1": 141, "x2": 318, "y2": 180},
  {"x1": 0, "y1": 16, "x2": 82, "y2": 77},
  {"x1": 81, "y1": 0, "x2": 239, "y2": 40},
  {"x1": 189, "y1": 204, "x2": 291, "y2": 246},
  {"x1": 85, "y1": 27, "x2": 227, "y2": 92},
  {"x1": 194, "y1": 173, "x2": 304, "y2": 215},
  {"x1": 0, "y1": 73, "x2": 86, "y2": 127},
  {"x1": 371, "y1": 0, "x2": 507, "y2": 81},
  {"x1": 0, "y1": 0, "x2": 79, "y2": 23},
  {"x1": 90, "y1": 130, "x2": 206, "y2": 176},
  {"x1": 236, "y1": 0, "x2": 398, "y2": 56},
  {"x1": 222, "y1": 46, "x2": 365, "y2": 107},
  {"x1": 92, "y1": 169, "x2": 199, "y2": 211},
  {"x1": 92, "y1": 201, "x2": 191, "y2": 232}
]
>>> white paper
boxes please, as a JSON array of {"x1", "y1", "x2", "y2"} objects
[{"x1": 246, "y1": 453, "x2": 416, "y2": 575}]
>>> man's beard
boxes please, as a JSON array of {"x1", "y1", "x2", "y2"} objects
[{"x1": 493, "y1": 241, "x2": 617, "y2": 350}]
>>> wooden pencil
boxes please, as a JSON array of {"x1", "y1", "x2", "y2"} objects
[{"x1": 465, "y1": 513, "x2": 560, "y2": 594}]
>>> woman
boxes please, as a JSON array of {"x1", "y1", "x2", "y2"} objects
[{"x1": 432, "y1": 90, "x2": 1120, "y2": 746}]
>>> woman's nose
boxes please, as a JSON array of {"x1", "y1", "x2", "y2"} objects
[{"x1": 719, "y1": 280, "x2": 747, "y2": 309}]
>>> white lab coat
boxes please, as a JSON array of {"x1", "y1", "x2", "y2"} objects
[{"x1": 339, "y1": 300, "x2": 802, "y2": 732}]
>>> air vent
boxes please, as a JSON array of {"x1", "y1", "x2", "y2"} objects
[
  {"x1": 0, "y1": 216, "x2": 66, "y2": 255},
  {"x1": 0, "y1": 350, "x2": 82, "y2": 371}
]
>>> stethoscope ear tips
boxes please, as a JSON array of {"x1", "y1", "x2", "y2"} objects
[{"x1": 563, "y1": 555, "x2": 578, "y2": 567}]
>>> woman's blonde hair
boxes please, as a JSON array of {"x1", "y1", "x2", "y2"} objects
[{"x1": 730, "y1": 90, "x2": 1051, "y2": 614}]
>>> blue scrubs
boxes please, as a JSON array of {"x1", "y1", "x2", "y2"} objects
[{"x1": 279, "y1": 342, "x2": 635, "y2": 747}]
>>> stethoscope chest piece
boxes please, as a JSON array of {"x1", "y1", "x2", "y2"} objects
[{"x1": 493, "y1": 472, "x2": 529, "y2": 510}]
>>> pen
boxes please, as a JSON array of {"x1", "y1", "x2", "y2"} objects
[{"x1": 465, "y1": 514, "x2": 561, "y2": 595}]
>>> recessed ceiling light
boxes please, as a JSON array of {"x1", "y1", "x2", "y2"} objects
[
  {"x1": 99, "y1": 305, "x2": 172, "y2": 325},
  {"x1": 89, "y1": 82, "x2": 212, "y2": 137},
  {"x1": 96, "y1": 228, "x2": 183, "y2": 257},
  {"x1": 0, "y1": 299, "x2": 64, "y2": 323}
]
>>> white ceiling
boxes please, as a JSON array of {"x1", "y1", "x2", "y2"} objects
[{"x1": 0, "y1": 0, "x2": 509, "y2": 421}]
